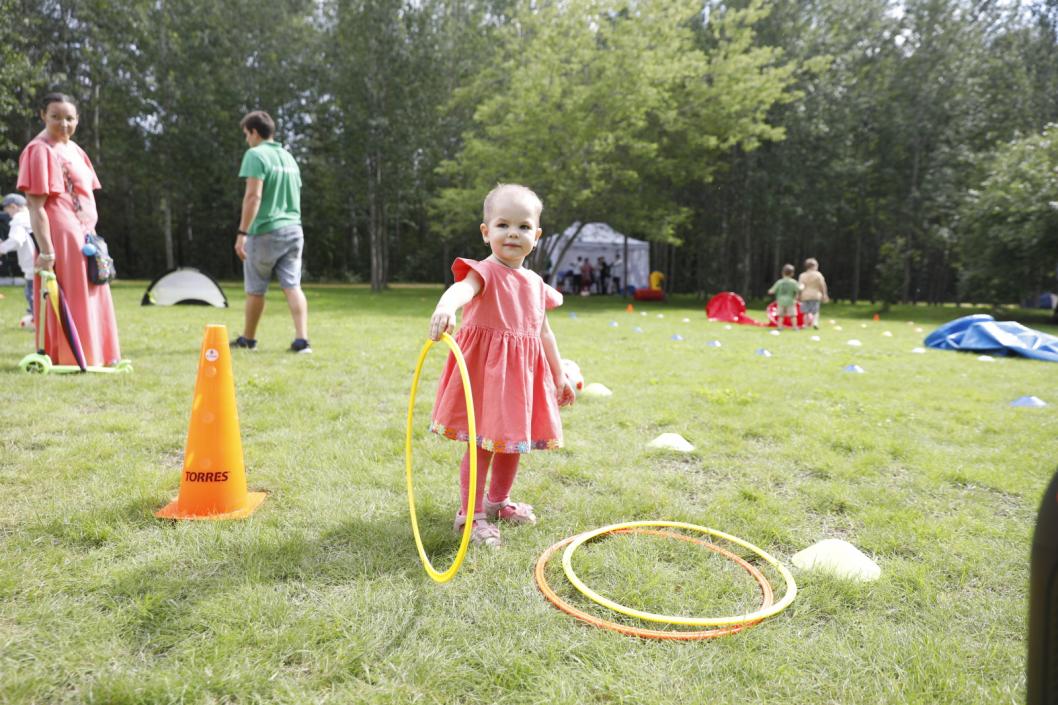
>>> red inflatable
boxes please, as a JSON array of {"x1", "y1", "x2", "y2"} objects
[
  {"x1": 765, "y1": 301, "x2": 805, "y2": 328},
  {"x1": 634, "y1": 287, "x2": 665, "y2": 301},
  {"x1": 705, "y1": 292, "x2": 764, "y2": 326}
]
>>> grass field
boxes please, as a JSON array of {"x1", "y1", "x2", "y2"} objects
[{"x1": 1, "y1": 281, "x2": 1056, "y2": 704}]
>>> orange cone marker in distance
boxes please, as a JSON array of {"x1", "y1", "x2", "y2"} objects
[
  {"x1": 873, "y1": 313, "x2": 880, "y2": 321},
  {"x1": 156, "y1": 324, "x2": 266, "y2": 520},
  {"x1": 626, "y1": 304, "x2": 634, "y2": 313}
]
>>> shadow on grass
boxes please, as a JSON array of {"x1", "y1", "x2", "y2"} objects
[{"x1": 319, "y1": 509, "x2": 463, "y2": 577}]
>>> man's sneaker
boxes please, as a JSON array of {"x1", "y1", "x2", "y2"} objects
[
  {"x1": 230, "y1": 336, "x2": 257, "y2": 350},
  {"x1": 290, "y1": 338, "x2": 312, "y2": 354}
]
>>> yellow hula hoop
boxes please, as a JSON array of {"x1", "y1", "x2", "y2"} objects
[
  {"x1": 405, "y1": 333, "x2": 477, "y2": 583},
  {"x1": 561, "y1": 520, "x2": 797, "y2": 626}
]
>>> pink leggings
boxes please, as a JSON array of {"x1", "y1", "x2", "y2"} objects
[{"x1": 458, "y1": 447, "x2": 521, "y2": 517}]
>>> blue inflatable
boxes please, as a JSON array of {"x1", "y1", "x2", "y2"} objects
[{"x1": 925, "y1": 314, "x2": 1058, "y2": 363}]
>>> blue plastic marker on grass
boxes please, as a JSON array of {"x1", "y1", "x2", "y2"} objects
[
  {"x1": 1011, "y1": 396, "x2": 1048, "y2": 408},
  {"x1": 707, "y1": 340, "x2": 722, "y2": 348},
  {"x1": 843, "y1": 364, "x2": 865, "y2": 373},
  {"x1": 671, "y1": 334, "x2": 684, "y2": 341},
  {"x1": 755, "y1": 348, "x2": 771, "y2": 357}
]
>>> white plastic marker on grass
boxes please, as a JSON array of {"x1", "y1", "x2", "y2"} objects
[
  {"x1": 647, "y1": 433, "x2": 694, "y2": 452},
  {"x1": 609, "y1": 321, "x2": 619, "y2": 327},
  {"x1": 977, "y1": 355, "x2": 995, "y2": 362},
  {"x1": 1010, "y1": 396, "x2": 1047, "y2": 408},
  {"x1": 882, "y1": 331, "x2": 893, "y2": 337},
  {"x1": 634, "y1": 326, "x2": 644, "y2": 334},
  {"x1": 682, "y1": 318, "x2": 691, "y2": 323},
  {"x1": 671, "y1": 334, "x2": 684, "y2": 341},
  {"x1": 791, "y1": 539, "x2": 880, "y2": 582},
  {"x1": 847, "y1": 339, "x2": 862, "y2": 347},
  {"x1": 915, "y1": 327, "x2": 924, "y2": 333},
  {"x1": 755, "y1": 348, "x2": 772, "y2": 357},
  {"x1": 707, "y1": 340, "x2": 722, "y2": 348},
  {"x1": 911, "y1": 347, "x2": 926, "y2": 354},
  {"x1": 582, "y1": 382, "x2": 613, "y2": 399},
  {"x1": 770, "y1": 330, "x2": 781, "y2": 336},
  {"x1": 835, "y1": 325, "x2": 844, "y2": 331},
  {"x1": 724, "y1": 324, "x2": 733, "y2": 330},
  {"x1": 657, "y1": 314, "x2": 665, "y2": 319},
  {"x1": 810, "y1": 335, "x2": 821, "y2": 342},
  {"x1": 843, "y1": 364, "x2": 865, "y2": 374}
]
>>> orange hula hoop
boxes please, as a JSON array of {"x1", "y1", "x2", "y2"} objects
[{"x1": 534, "y1": 528, "x2": 774, "y2": 641}]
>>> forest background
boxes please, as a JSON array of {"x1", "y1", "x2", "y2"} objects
[{"x1": 2, "y1": 0, "x2": 1058, "y2": 307}]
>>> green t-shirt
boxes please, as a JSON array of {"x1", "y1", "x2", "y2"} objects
[
  {"x1": 239, "y1": 141, "x2": 302, "y2": 235},
  {"x1": 770, "y1": 277, "x2": 800, "y2": 307}
]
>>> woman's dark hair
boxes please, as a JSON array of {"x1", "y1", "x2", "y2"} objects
[
  {"x1": 240, "y1": 110, "x2": 275, "y2": 139},
  {"x1": 40, "y1": 92, "x2": 77, "y2": 113}
]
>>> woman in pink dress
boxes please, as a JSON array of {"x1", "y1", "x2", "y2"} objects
[
  {"x1": 428, "y1": 184, "x2": 576, "y2": 547},
  {"x1": 18, "y1": 93, "x2": 121, "y2": 367}
]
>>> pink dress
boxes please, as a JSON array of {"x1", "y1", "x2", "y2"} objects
[
  {"x1": 18, "y1": 135, "x2": 121, "y2": 367},
  {"x1": 431, "y1": 258, "x2": 564, "y2": 453}
]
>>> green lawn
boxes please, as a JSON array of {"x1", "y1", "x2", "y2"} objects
[{"x1": 1, "y1": 281, "x2": 1055, "y2": 704}]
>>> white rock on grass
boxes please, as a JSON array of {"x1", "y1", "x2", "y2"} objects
[
  {"x1": 647, "y1": 433, "x2": 694, "y2": 453},
  {"x1": 581, "y1": 382, "x2": 613, "y2": 398},
  {"x1": 791, "y1": 539, "x2": 881, "y2": 582}
]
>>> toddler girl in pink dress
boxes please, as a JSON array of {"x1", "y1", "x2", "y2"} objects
[{"x1": 428, "y1": 184, "x2": 575, "y2": 547}]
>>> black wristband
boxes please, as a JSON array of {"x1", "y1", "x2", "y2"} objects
[{"x1": 237, "y1": 229, "x2": 248, "y2": 235}]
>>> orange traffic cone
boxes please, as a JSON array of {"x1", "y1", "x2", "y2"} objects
[
  {"x1": 872, "y1": 313, "x2": 880, "y2": 322},
  {"x1": 626, "y1": 303, "x2": 634, "y2": 313},
  {"x1": 156, "y1": 324, "x2": 266, "y2": 520}
]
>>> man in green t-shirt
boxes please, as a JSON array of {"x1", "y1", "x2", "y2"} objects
[
  {"x1": 231, "y1": 110, "x2": 311, "y2": 354},
  {"x1": 768, "y1": 263, "x2": 802, "y2": 330}
]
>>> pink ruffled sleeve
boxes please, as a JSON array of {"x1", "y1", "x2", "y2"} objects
[
  {"x1": 543, "y1": 283, "x2": 563, "y2": 311},
  {"x1": 77, "y1": 145, "x2": 102, "y2": 190},
  {"x1": 452, "y1": 258, "x2": 489, "y2": 290},
  {"x1": 17, "y1": 141, "x2": 64, "y2": 196}
]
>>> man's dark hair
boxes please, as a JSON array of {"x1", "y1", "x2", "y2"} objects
[
  {"x1": 240, "y1": 110, "x2": 275, "y2": 139},
  {"x1": 40, "y1": 92, "x2": 77, "y2": 113}
]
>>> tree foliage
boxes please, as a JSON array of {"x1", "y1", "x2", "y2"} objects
[{"x1": 0, "y1": 0, "x2": 1057, "y2": 302}]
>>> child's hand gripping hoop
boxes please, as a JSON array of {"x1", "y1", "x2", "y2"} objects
[{"x1": 405, "y1": 333, "x2": 477, "y2": 583}]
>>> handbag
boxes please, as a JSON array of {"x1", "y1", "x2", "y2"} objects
[
  {"x1": 82, "y1": 233, "x2": 115, "y2": 285},
  {"x1": 53, "y1": 142, "x2": 116, "y2": 285}
]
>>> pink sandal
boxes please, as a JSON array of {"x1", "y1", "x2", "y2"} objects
[
  {"x1": 484, "y1": 498, "x2": 537, "y2": 525},
  {"x1": 453, "y1": 512, "x2": 501, "y2": 547}
]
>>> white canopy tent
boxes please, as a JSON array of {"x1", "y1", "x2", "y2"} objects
[{"x1": 541, "y1": 222, "x2": 650, "y2": 291}]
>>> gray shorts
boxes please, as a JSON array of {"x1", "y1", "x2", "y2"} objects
[
  {"x1": 777, "y1": 304, "x2": 797, "y2": 318},
  {"x1": 244, "y1": 224, "x2": 304, "y2": 295},
  {"x1": 800, "y1": 300, "x2": 821, "y2": 314}
]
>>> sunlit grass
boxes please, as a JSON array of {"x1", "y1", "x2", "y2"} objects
[{"x1": 0, "y1": 281, "x2": 1054, "y2": 704}]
